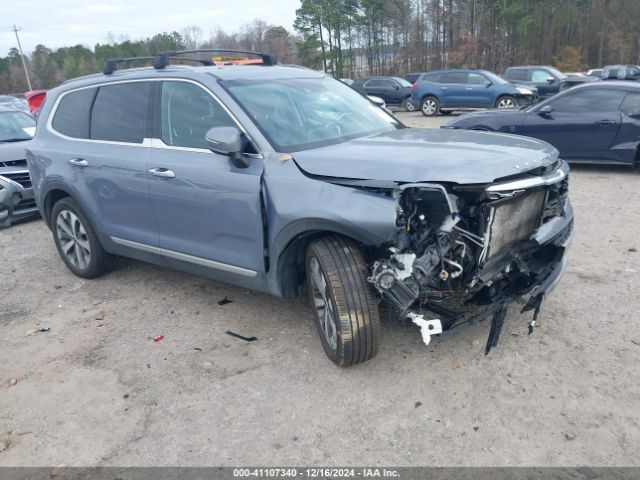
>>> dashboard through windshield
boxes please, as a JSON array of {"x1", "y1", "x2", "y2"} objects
[{"x1": 223, "y1": 77, "x2": 401, "y2": 152}]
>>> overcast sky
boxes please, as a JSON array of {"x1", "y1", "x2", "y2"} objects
[{"x1": 0, "y1": 0, "x2": 300, "y2": 56}]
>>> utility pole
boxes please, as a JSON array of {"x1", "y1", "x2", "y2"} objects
[{"x1": 12, "y1": 25, "x2": 32, "y2": 91}]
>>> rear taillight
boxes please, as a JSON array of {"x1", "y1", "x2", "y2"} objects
[{"x1": 411, "y1": 83, "x2": 417, "y2": 89}]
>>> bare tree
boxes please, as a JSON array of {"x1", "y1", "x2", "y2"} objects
[{"x1": 182, "y1": 25, "x2": 203, "y2": 50}]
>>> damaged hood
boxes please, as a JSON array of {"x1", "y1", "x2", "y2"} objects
[{"x1": 292, "y1": 128, "x2": 558, "y2": 185}]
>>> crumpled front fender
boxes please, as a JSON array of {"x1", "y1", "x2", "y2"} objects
[
  {"x1": 0, "y1": 175, "x2": 38, "y2": 228},
  {"x1": 0, "y1": 180, "x2": 21, "y2": 228}
]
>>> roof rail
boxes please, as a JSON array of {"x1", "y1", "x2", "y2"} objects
[
  {"x1": 103, "y1": 56, "x2": 155, "y2": 75},
  {"x1": 153, "y1": 49, "x2": 276, "y2": 69},
  {"x1": 102, "y1": 49, "x2": 276, "y2": 75}
]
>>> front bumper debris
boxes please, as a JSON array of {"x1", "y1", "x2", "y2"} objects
[
  {"x1": 370, "y1": 162, "x2": 574, "y2": 354},
  {"x1": 408, "y1": 312, "x2": 442, "y2": 346},
  {"x1": 0, "y1": 171, "x2": 39, "y2": 228}
]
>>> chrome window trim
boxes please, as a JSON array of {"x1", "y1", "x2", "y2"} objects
[
  {"x1": 110, "y1": 236, "x2": 258, "y2": 277},
  {"x1": 149, "y1": 138, "x2": 209, "y2": 153},
  {"x1": 145, "y1": 138, "x2": 264, "y2": 158},
  {"x1": 486, "y1": 162, "x2": 568, "y2": 193},
  {"x1": 46, "y1": 77, "x2": 262, "y2": 156}
]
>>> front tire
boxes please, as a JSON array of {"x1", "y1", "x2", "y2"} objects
[
  {"x1": 420, "y1": 96, "x2": 440, "y2": 116},
  {"x1": 305, "y1": 236, "x2": 380, "y2": 366},
  {"x1": 495, "y1": 95, "x2": 517, "y2": 109},
  {"x1": 51, "y1": 197, "x2": 114, "y2": 278}
]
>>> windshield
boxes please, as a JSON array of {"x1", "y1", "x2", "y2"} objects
[
  {"x1": 0, "y1": 111, "x2": 35, "y2": 142},
  {"x1": 223, "y1": 76, "x2": 401, "y2": 152},
  {"x1": 482, "y1": 71, "x2": 509, "y2": 85}
]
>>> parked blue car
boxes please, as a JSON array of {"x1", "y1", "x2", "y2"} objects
[
  {"x1": 445, "y1": 81, "x2": 640, "y2": 166},
  {"x1": 411, "y1": 69, "x2": 536, "y2": 116}
]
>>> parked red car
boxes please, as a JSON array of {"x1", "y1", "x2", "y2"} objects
[{"x1": 24, "y1": 90, "x2": 47, "y2": 116}]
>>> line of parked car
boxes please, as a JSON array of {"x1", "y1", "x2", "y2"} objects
[{"x1": 347, "y1": 64, "x2": 640, "y2": 117}]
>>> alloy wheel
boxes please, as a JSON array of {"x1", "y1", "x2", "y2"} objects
[
  {"x1": 309, "y1": 256, "x2": 338, "y2": 350},
  {"x1": 422, "y1": 99, "x2": 437, "y2": 115},
  {"x1": 497, "y1": 97, "x2": 516, "y2": 108},
  {"x1": 56, "y1": 210, "x2": 91, "y2": 270}
]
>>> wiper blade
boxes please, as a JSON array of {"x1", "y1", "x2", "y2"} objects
[{"x1": 0, "y1": 138, "x2": 29, "y2": 143}]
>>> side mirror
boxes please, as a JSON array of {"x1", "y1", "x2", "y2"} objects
[
  {"x1": 393, "y1": 84, "x2": 400, "y2": 90},
  {"x1": 546, "y1": 76, "x2": 555, "y2": 84},
  {"x1": 484, "y1": 81, "x2": 492, "y2": 88},
  {"x1": 538, "y1": 105, "x2": 553, "y2": 115},
  {"x1": 205, "y1": 126, "x2": 250, "y2": 168}
]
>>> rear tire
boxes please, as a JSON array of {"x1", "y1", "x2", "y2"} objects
[
  {"x1": 402, "y1": 97, "x2": 416, "y2": 112},
  {"x1": 51, "y1": 197, "x2": 114, "y2": 278},
  {"x1": 420, "y1": 96, "x2": 440, "y2": 116},
  {"x1": 305, "y1": 236, "x2": 380, "y2": 366}
]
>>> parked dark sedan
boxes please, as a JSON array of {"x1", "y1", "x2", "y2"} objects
[
  {"x1": 444, "y1": 82, "x2": 640, "y2": 165},
  {"x1": 0, "y1": 108, "x2": 39, "y2": 227},
  {"x1": 504, "y1": 66, "x2": 598, "y2": 99},
  {"x1": 351, "y1": 76, "x2": 415, "y2": 111}
]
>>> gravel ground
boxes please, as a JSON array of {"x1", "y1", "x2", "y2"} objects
[{"x1": 1, "y1": 111, "x2": 640, "y2": 467}]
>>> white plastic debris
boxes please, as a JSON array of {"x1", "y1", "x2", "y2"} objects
[{"x1": 408, "y1": 312, "x2": 443, "y2": 346}]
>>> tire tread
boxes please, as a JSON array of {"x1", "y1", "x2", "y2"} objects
[{"x1": 306, "y1": 236, "x2": 380, "y2": 366}]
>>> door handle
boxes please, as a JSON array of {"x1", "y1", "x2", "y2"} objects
[
  {"x1": 441, "y1": 86, "x2": 448, "y2": 90},
  {"x1": 595, "y1": 120, "x2": 616, "y2": 127},
  {"x1": 465, "y1": 87, "x2": 473, "y2": 90},
  {"x1": 69, "y1": 158, "x2": 88, "y2": 167},
  {"x1": 149, "y1": 167, "x2": 176, "y2": 178}
]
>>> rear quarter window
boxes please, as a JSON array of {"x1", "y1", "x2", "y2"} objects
[
  {"x1": 423, "y1": 73, "x2": 442, "y2": 83},
  {"x1": 51, "y1": 88, "x2": 96, "y2": 138}
]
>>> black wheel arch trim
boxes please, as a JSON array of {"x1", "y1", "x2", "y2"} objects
[
  {"x1": 267, "y1": 218, "x2": 387, "y2": 298},
  {"x1": 41, "y1": 181, "x2": 96, "y2": 235}
]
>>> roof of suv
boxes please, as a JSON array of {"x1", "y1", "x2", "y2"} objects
[
  {"x1": 57, "y1": 64, "x2": 325, "y2": 91},
  {"x1": 505, "y1": 66, "x2": 555, "y2": 70}
]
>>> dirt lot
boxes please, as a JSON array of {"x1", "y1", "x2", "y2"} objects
[{"x1": 1, "y1": 111, "x2": 640, "y2": 467}]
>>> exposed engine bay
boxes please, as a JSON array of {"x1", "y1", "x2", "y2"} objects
[{"x1": 367, "y1": 166, "x2": 572, "y2": 353}]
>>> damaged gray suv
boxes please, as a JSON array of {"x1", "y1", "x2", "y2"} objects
[{"x1": 27, "y1": 50, "x2": 573, "y2": 366}]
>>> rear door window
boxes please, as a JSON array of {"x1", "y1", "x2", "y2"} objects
[
  {"x1": 440, "y1": 72, "x2": 466, "y2": 84},
  {"x1": 90, "y1": 82, "x2": 151, "y2": 143},
  {"x1": 364, "y1": 79, "x2": 385, "y2": 88},
  {"x1": 52, "y1": 88, "x2": 96, "y2": 139},
  {"x1": 160, "y1": 81, "x2": 236, "y2": 149}
]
